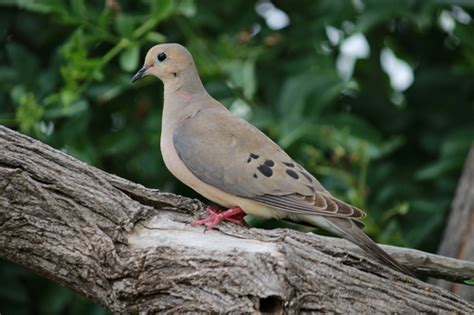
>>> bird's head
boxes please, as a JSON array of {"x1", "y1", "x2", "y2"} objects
[{"x1": 131, "y1": 43, "x2": 195, "y2": 83}]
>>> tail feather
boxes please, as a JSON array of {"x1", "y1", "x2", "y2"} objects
[
  {"x1": 341, "y1": 223, "x2": 415, "y2": 276},
  {"x1": 304, "y1": 215, "x2": 415, "y2": 277}
]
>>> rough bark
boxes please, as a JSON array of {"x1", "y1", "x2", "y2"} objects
[
  {"x1": 0, "y1": 125, "x2": 473, "y2": 314},
  {"x1": 431, "y1": 146, "x2": 474, "y2": 301}
]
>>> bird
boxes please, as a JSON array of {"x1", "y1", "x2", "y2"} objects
[{"x1": 131, "y1": 43, "x2": 413, "y2": 276}]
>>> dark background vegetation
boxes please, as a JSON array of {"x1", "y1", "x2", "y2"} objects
[{"x1": 1, "y1": 0, "x2": 473, "y2": 313}]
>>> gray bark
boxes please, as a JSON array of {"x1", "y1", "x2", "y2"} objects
[
  {"x1": 0, "y1": 125, "x2": 473, "y2": 314},
  {"x1": 431, "y1": 146, "x2": 474, "y2": 301}
]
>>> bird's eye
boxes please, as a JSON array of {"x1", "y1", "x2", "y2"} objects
[{"x1": 157, "y1": 52, "x2": 167, "y2": 62}]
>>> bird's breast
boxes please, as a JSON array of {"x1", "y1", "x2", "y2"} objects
[
  {"x1": 160, "y1": 129, "x2": 234, "y2": 207},
  {"x1": 159, "y1": 129, "x2": 286, "y2": 219}
]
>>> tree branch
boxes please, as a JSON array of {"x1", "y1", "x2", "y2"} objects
[
  {"x1": 430, "y1": 145, "x2": 474, "y2": 300},
  {"x1": 0, "y1": 125, "x2": 473, "y2": 313}
]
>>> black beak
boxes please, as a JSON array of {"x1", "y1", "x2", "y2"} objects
[{"x1": 131, "y1": 65, "x2": 149, "y2": 83}]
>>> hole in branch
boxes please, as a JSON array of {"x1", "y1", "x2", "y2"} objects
[{"x1": 258, "y1": 295, "x2": 283, "y2": 313}]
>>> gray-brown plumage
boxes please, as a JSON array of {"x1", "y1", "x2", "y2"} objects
[{"x1": 132, "y1": 43, "x2": 413, "y2": 276}]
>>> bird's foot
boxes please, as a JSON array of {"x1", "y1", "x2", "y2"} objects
[{"x1": 191, "y1": 206, "x2": 247, "y2": 231}]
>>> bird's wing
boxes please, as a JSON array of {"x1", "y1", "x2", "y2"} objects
[{"x1": 173, "y1": 107, "x2": 366, "y2": 219}]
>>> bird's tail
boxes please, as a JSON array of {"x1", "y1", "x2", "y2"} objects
[{"x1": 304, "y1": 215, "x2": 415, "y2": 277}]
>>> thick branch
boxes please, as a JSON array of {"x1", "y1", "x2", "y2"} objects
[
  {"x1": 0, "y1": 125, "x2": 473, "y2": 314},
  {"x1": 431, "y1": 145, "x2": 474, "y2": 300}
]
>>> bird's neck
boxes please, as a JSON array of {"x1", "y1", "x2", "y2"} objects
[
  {"x1": 161, "y1": 68, "x2": 222, "y2": 132},
  {"x1": 164, "y1": 65, "x2": 205, "y2": 95}
]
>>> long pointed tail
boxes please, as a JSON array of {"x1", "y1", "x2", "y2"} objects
[{"x1": 305, "y1": 215, "x2": 415, "y2": 276}]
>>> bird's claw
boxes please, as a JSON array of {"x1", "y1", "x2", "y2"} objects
[{"x1": 191, "y1": 206, "x2": 247, "y2": 231}]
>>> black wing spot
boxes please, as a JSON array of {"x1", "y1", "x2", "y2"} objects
[
  {"x1": 248, "y1": 153, "x2": 260, "y2": 163},
  {"x1": 253, "y1": 173, "x2": 258, "y2": 179},
  {"x1": 264, "y1": 159, "x2": 275, "y2": 167},
  {"x1": 283, "y1": 162, "x2": 294, "y2": 167},
  {"x1": 300, "y1": 171, "x2": 313, "y2": 183},
  {"x1": 286, "y1": 169, "x2": 299, "y2": 179},
  {"x1": 257, "y1": 165, "x2": 273, "y2": 177}
]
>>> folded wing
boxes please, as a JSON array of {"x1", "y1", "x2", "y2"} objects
[{"x1": 173, "y1": 107, "x2": 366, "y2": 219}]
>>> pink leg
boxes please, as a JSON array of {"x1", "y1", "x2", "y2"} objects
[{"x1": 191, "y1": 206, "x2": 247, "y2": 231}]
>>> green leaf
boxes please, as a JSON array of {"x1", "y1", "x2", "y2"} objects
[
  {"x1": 59, "y1": 89, "x2": 79, "y2": 107},
  {"x1": 277, "y1": 73, "x2": 317, "y2": 125},
  {"x1": 145, "y1": 31, "x2": 167, "y2": 43},
  {"x1": 415, "y1": 157, "x2": 465, "y2": 181},
  {"x1": 175, "y1": 0, "x2": 196, "y2": 17},
  {"x1": 12, "y1": 89, "x2": 44, "y2": 133},
  {"x1": 119, "y1": 43, "x2": 139, "y2": 72},
  {"x1": 278, "y1": 123, "x2": 316, "y2": 148},
  {"x1": 43, "y1": 100, "x2": 88, "y2": 119},
  {"x1": 381, "y1": 202, "x2": 410, "y2": 223},
  {"x1": 115, "y1": 14, "x2": 135, "y2": 37},
  {"x1": 223, "y1": 58, "x2": 256, "y2": 99},
  {"x1": 150, "y1": 0, "x2": 174, "y2": 21},
  {"x1": 70, "y1": 0, "x2": 86, "y2": 18},
  {"x1": 465, "y1": 278, "x2": 474, "y2": 286}
]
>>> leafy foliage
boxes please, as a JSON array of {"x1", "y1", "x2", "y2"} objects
[{"x1": 1, "y1": 0, "x2": 473, "y2": 313}]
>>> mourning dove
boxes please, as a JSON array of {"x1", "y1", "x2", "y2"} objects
[{"x1": 132, "y1": 43, "x2": 413, "y2": 276}]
